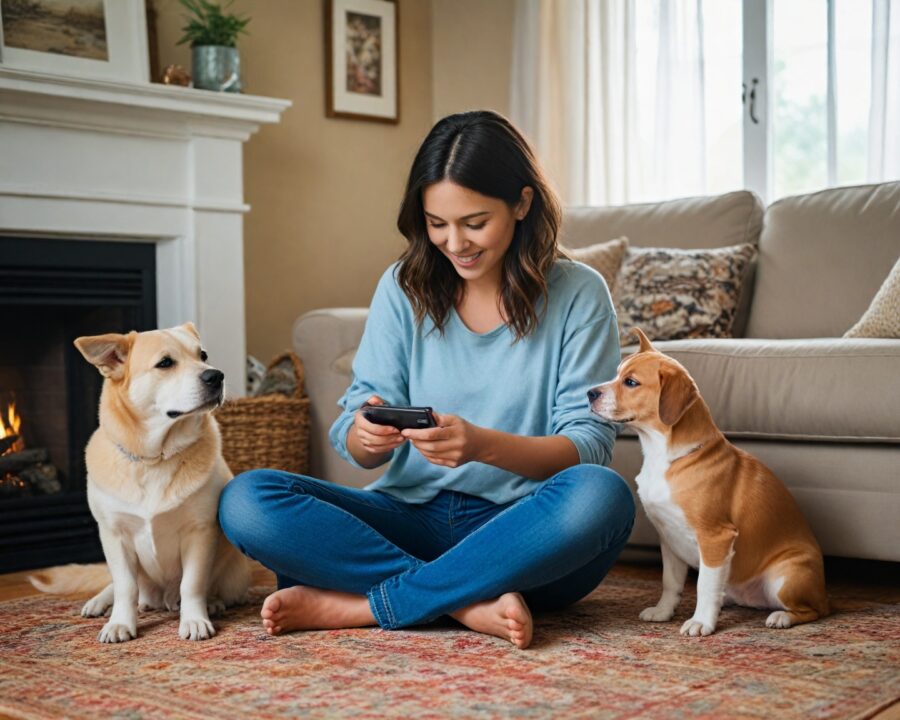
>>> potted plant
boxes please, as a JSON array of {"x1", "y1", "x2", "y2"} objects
[{"x1": 177, "y1": 0, "x2": 250, "y2": 93}]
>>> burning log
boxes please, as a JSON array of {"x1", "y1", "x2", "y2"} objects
[
  {"x1": 0, "y1": 435, "x2": 19, "y2": 455},
  {"x1": 19, "y1": 463, "x2": 61, "y2": 495},
  {"x1": 0, "y1": 448, "x2": 49, "y2": 475},
  {"x1": 0, "y1": 474, "x2": 29, "y2": 498}
]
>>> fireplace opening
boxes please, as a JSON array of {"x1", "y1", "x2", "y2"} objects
[{"x1": 0, "y1": 236, "x2": 156, "y2": 573}]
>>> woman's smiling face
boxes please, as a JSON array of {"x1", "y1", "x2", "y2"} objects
[{"x1": 423, "y1": 180, "x2": 532, "y2": 289}]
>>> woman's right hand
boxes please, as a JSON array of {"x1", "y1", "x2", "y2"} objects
[{"x1": 352, "y1": 395, "x2": 407, "y2": 456}]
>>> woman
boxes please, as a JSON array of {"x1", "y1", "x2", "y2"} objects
[{"x1": 218, "y1": 110, "x2": 635, "y2": 649}]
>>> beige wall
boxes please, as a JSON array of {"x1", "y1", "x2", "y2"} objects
[
  {"x1": 431, "y1": 0, "x2": 515, "y2": 122},
  {"x1": 154, "y1": 0, "x2": 514, "y2": 364}
]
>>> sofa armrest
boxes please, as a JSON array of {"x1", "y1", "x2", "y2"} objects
[{"x1": 292, "y1": 308, "x2": 374, "y2": 487}]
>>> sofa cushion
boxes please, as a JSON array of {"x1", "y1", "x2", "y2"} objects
[
  {"x1": 335, "y1": 337, "x2": 899, "y2": 442},
  {"x1": 614, "y1": 243, "x2": 757, "y2": 346},
  {"x1": 333, "y1": 347, "x2": 356, "y2": 376},
  {"x1": 619, "y1": 338, "x2": 900, "y2": 443},
  {"x1": 567, "y1": 236, "x2": 629, "y2": 293},
  {"x1": 746, "y1": 181, "x2": 900, "y2": 339},
  {"x1": 560, "y1": 190, "x2": 764, "y2": 338}
]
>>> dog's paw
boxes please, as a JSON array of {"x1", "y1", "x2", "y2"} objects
[
  {"x1": 766, "y1": 611, "x2": 793, "y2": 629},
  {"x1": 81, "y1": 596, "x2": 112, "y2": 618},
  {"x1": 207, "y1": 598, "x2": 227, "y2": 617},
  {"x1": 98, "y1": 621, "x2": 137, "y2": 643},
  {"x1": 639, "y1": 605, "x2": 675, "y2": 622},
  {"x1": 165, "y1": 598, "x2": 181, "y2": 612},
  {"x1": 680, "y1": 618, "x2": 716, "y2": 637},
  {"x1": 179, "y1": 616, "x2": 216, "y2": 641}
]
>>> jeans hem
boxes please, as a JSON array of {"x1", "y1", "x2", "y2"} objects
[
  {"x1": 367, "y1": 556, "x2": 428, "y2": 630},
  {"x1": 367, "y1": 586, "x2": 390, "y2": 629}
]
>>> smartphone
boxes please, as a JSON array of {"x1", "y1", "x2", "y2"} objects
[{"x1": 362, "y1": 405, "x2": 437, "y2": 430}]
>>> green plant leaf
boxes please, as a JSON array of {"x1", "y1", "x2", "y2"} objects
[{"x1": 176, "y1": 0, "x2": 250, "y2": 48}]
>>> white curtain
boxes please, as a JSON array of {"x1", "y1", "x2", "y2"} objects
[
  {"x1": 510, "y1": 0, "x2": 707, "y2": 207},
  {"x1": 511, "y1": 0, "x2": 899, "y2": 207},
  {"x1": 869, "y1": 0, "x2": 900, "y2": 181}
]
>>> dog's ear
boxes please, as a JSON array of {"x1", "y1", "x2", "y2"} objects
[
  {"x1": 631, "y1": 327, "x2": 655, "y2": 353},
  {"x1": 658, "y1": 364, "x2": 699, "y2": 426},
  {"x1": 180, "y1": 322, "x2": 200, "y2": 340},
  {"x1": 74, "y1": 332, "x2": 136, "y2": 380}
]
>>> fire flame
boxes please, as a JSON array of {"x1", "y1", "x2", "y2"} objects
[{"x1": 0, "y1": 398, "x2": 24, "y2": 455}]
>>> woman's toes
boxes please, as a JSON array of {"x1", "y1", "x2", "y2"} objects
[
  {"x1": 506, "y1": 600, "x2": 530, "y2": 625},
  {"x1": 261, "y1": 593, "x2": 282, "y2": 617}
]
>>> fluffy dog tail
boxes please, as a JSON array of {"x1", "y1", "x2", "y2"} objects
[{"x1": 27, "y1": 562, "x2": 111, "y2": 595}]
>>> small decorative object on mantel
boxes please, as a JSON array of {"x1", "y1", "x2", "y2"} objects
[
  {"x1": 177, "y1": 0, "x2": 250, "y2": 93},
  {"x1": 215, "y1": 351, "x2": 311, "y2": 477},
  {"x1": 325, "y1": 0, "x2": 399, "y2": 123},
  {"x1": 161, "y1": 64, "x2": 191, "y2": 87}
]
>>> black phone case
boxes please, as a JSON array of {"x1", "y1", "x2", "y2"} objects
[{"x1": 362, "y1": 405, "x2": 437, "y2": 430}]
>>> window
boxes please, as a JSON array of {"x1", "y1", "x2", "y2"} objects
[
  {"x1": 772, "y1": 0, "x2": 874, "y2": 198},
  {"x1": 631, "y1": 0, "x2": 895, "y2": 202}
]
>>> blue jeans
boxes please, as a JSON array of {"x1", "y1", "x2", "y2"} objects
[{"x1": 217, "y1": 463, "x2": 635, "y2": 630}]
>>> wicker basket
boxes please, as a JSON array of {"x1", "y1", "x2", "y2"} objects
[{"x1": 214, "y1": 351, "x2": 311, "y2": 476}]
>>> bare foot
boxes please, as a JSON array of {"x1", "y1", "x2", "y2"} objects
[
  {"x1": 450, "y1": 592, "x2": 534, "y2": 649},
  {"x1": 260, "y1": 586, "x2": 375, "y2": 635}
]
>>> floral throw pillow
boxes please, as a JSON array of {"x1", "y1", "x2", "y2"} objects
[
  {"x1": 567, "y1": 236, "x2": 629, "y2": 294},
  {"x1": 614, "y1": 243, "x2": 758, "y2": 346}
]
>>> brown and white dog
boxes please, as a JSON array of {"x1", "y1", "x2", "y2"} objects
[
  {"x1": 27, "y1": 323, "x2": 250, "y2": 642},
  {"x1": 589, "y1": 328, "x2": 828, "y2": 636}
]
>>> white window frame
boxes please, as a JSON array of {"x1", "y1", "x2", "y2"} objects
[
  {"x1": 742, "y1": 0, "x2": 773, "y2": 201},
  {"x1": 743, "y1": 0, "x2": 854, "y2": 203}
]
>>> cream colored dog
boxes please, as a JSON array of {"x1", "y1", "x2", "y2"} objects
[
  {"x1": 589, "y1": 328, "x2": 829, "y2": 636},
  {"x1": 28, "y1": 323, "x2": 250, "y2": 643}
]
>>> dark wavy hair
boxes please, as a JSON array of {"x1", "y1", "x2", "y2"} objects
[{"x1": 396, "y1": 110, "x2": 565, "y2": 342}]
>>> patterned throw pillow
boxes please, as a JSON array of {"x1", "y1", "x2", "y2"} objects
[
  {"x1": 567, "y1": 236, "x2": 629, "y2": 293},
  {"x1": 844, "y1": 257, "x2": 900, "y2": 338},
  {"x1": 614, "y1": 243, "x2": 758, "y2": 346}
]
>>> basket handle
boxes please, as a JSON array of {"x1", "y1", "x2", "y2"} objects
[{"x1": 265, "y1": 350, "x2": 306, "y2": 399}]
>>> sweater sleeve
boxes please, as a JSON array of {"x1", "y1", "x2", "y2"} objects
[
  {"x1": 551, "y1": 310, "x2": 622, "y2": 467},
  {"x1": 328, "y1": 265, "x2": 411, "y2": 469}
]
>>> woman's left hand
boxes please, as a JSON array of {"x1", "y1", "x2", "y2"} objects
[{"x1": 401, "y1": 412, "x2": 485, "y2": 468}]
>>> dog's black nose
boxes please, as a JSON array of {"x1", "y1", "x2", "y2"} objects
[
  {"x1": 201, "y1": 369, "x2": 224, "y2": 388},
  {"x1": 587, "y1": 388, "x2": 601, "y2": 402}
]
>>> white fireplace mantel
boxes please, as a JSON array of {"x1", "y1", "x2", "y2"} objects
[{"x1": 0, "y1": 67, "x2": 291, "y2": 397}]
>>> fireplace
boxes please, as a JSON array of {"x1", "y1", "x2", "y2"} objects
[
  {"x1": 0, "y1": 67, "x2": 289, "y2": 571},
  {"x1": 0, "y1": 236, "x2": 156, "y2": 573}
]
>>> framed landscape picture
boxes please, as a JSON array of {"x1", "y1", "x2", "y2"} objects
[
  {"x1": 0, "y1": 0, "x2": 149, "y2": 83},
  {"x1": 325, "y1": 0, "x2": 399, "y2": 124}
]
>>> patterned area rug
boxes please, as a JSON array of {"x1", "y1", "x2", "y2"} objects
[{"x1": 0, "y1": 568, "x2": 898, "y2": 719}]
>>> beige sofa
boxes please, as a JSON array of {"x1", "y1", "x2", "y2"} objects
[{"x1": 293, "y1": 181, "x2": 900, "y2": 562}]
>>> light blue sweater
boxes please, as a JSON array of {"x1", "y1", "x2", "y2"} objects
[{"x1": 328, "y1": 258, "x2": 622, "y2": 504}]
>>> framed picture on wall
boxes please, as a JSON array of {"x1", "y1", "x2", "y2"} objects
[
  {"x1": 0, "y1": 0, "x2": 149, "y2": 84},
  {"x1": 325, "y1": 0, "x2": 399, "y2": 124}
]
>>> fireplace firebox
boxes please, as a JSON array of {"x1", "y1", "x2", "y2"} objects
[{"x1": 0, "y1": 237, "x2": 156, "y2": 573}]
